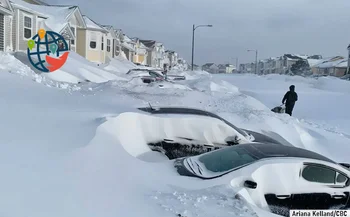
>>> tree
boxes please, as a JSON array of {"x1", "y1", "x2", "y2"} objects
[{"x1": 290, "y1": 60, "x2": 310, "y2": 75}]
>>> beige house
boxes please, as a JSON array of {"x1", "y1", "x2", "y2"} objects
[
  {"x1": 312, "y1": 57, "x2": 346, "y2": 77},
  {"x1": 131, "y1": 37, "x2": 147, "y2": 65},
  {"x1": 76, "y1": 15, "x2": 108, "y2": 64},
  {"x1": 0, "y1": 0, "x2": 13, "y2": 51}
]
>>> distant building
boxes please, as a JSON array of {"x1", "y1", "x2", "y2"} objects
[
  {"x1": 218, "y1": 64, "x2": 235, "y2": 73},
  {"x1": 202, "y1": 63, "x2": 219, "y2": 73}
]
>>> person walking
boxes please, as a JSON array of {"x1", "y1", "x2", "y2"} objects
[{"x1": 282, "y1": 85, "x2": 298, "y2": 116}]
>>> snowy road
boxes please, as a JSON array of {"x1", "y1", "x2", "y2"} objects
[{"x1": 1, "y1": 52, "x2": 350, "y2": 217}]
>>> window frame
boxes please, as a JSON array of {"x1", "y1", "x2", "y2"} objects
[
  {"x1": 101, "y1": 35, "x2": 104, "y2": 51},
  {"x1": 70, "y1": 25, "x2": 76, "y2": 45},
  {"x1": 23, "y1": 13, "x2": 33, "y2": 40},
  {"x1": 107, "y1": 39, "x2": 111, "y2": 52},
  {"x1": 89, "y1": 32, "x2": 97, "y2": 50},
  {"x1": 301, "y1": 163, "x2": 350, "y2": 188}
]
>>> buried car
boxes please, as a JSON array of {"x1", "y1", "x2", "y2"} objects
[
  {"x1": 126, "y1": 69, "x2": 186, "y2": 84},
  {"x1": 174, "y1": 142, "x2": 350, "y2": 216},
  {"x1": 135, "y1": 106, "x2": 284, "y2": 159}
]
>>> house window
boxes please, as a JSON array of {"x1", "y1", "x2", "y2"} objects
[
  {"x1": 24, "y1": 16, "x2": 32, "y2": 39},
  {"x1": 89, "y1": 32, "x2": 97, "y2": 49},
  {"x1": 107, "y1": 39, "x2": 111, "y2": 52},
  {"x1": 70, "y1": 26, "x2": 75, "y2": 45},
  {"x1": 101, "y1": 36, "x2": 104, "y2": 51},
  {"x1": 115, "y1": 45, "x2": 120, "y2": 56}
]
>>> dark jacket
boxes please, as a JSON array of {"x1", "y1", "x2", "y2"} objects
[{"x1": 282, "y1": 85, "x2": 298, "y2": 105}]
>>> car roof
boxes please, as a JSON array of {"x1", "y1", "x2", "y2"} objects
[
  {"x1": 137, "y1": 107, "x2": 249, "y2": 136},
  {"x1": 240, "y1": 143, "x2": 335, "y2": 163}
]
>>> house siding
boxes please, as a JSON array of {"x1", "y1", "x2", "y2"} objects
[
  {"x1": 4, "y1": 15, "x2": 11, "y2": 51},
  {"x1": 85, "y1": 30, "x2": 105, "y2": 64},
  {"x1": 18, "y1": 9, "x2": 37, "y2": 51},
  {"x1": 0, "y1": 13, "x2": 4, "y2": 51},
  {"x1": 76, "y1": 28, "x2": 86, "y2": 58}
]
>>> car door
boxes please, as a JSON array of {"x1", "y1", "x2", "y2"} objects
[
  {"x1": 291, "y1": 163, "x2": 350, "y2": 210},
  {"x1": 264, "y1": 193, "x2": 292, "y2": 217}
]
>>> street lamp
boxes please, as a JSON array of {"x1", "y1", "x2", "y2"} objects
[
  {"x1": 247, "y1": 49, "x2": 258, "y2": 74},
  {"x1": 191, "y1": 24, "x2": 213, "y2": 71}
]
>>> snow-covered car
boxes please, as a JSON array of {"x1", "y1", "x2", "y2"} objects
[
  {"x1": 137, "y1": 106, "x2": 283, "y2": 159},
  {"x1": 174, "y1": 142, "x2": 350, "y2": 216},
  {"x1": 126, "y1": 69, "x2": 165, "y2": 84},
  {"x1": 126, "y1": 69, "x2": 186, "y2": 84}
]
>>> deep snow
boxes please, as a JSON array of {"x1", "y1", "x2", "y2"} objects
[{"x1": 0, "y1": 51, "x2": 349, "y2": 217}]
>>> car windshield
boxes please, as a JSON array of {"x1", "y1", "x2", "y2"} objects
[{"x1": 196, "y1": 146, "x2": 259, "y2": 175}]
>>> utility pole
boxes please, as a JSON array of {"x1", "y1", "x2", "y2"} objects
[{"x1": 191, "y1": 24, "x2": 213, "y2": 71}]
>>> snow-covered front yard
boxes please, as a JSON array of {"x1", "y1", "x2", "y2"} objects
[{"x1": 0, "y1": 51, "x2": 349, "y2": 217}]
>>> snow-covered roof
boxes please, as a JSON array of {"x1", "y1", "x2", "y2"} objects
[
  {"x1": 83, "y1": 15, "x2": 107, "y2": 32},
  {"x1": 307, "y1": 59, "x2": 322, "y2": 67},
  {"x1": 10, "y1": 0, "x2": 83, "y2": 33},
  {"x1": 315, "y1": 59, "x2": 347, "y2": 69}
]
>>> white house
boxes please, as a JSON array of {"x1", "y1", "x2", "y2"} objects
[
  {"x1": 139, "y1": 39, "x2": 156, "y2": 67},
  {"x1": 9, "y1": 0, "x2": 86, "y2": 52},
  {"x1": 155, "y1": 42, "x2": 165, "y2": 68},
  {"x1": 0, "y1": 0, "x2": 13, "y2": 51},
  {"x1": 76, "y1": 15, "x2": 108, "y2": 64},
  {"x1": 101, "y1": 25, "x2": 121, "y2": 60},
  {"x1": 121, "y1": 34, "x2": 135, "y2": 61}
]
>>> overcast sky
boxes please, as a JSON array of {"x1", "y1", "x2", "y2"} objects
[{"x1": 47, "y1": 0, "x2": 350, "y2": 65}]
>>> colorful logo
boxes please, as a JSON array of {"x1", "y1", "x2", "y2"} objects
[{"x1": 27, "y1": 29, "x2": 69, "y2": 73}]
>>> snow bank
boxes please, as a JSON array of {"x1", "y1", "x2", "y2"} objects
[{"x1": 103, "y1": 56, "x2": 138, "y2": 75}]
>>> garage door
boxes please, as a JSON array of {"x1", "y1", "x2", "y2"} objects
[{"x1": 0, "y1": 13, "x2": 4, "y2": 51}]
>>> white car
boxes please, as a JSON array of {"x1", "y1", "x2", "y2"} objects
[{"x1": 174, "y1": 142, "x2": 350, "y2": 216}]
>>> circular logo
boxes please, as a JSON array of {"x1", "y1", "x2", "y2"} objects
[{"x1": 27, "y1": 29, "x2": 70, "y2": 73}]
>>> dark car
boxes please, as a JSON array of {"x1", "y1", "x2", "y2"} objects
[
  {"x1": 174, "y1": 142, "x2": 350, "y2": 216},
  {"x1": 138, "y1": 106, "x2": 284, "y2": 159}
]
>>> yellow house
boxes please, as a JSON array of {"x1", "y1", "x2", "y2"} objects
[
  {"x1": 132, "y1": 38, "x2": 148, "y2": 65},
  {"x1": 77, "y1": 15, "x2": 108, "y2": 64}
]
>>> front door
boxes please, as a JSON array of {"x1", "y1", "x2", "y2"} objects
[
  {"x1": 0, "y1": 13, "x2": 4, "y2": 51},
  {"x1": 291, "y1": 163, "x2": 350, "y2": 210}
]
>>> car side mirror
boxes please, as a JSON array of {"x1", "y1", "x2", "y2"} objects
[{"x1": 244, "y1": 180, "x2": 257, "y2": 189}]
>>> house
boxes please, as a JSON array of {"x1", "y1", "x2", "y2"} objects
[
  {"x1": 202, "y1": 63, "x2": 219, "y2": 73},
  {"x1": 120, "y1": 34, "x2": 135, "y2": 61},
  {"x1": 139, "y1": 39, "x2": 157, "y2": 67},
  {"x1": 218, "y1": 64, "x2": 235, "y2": 73},
  {"x1": 9, "y1": 0, "x2": 86, "y2": 52},
  {"x1": 131, "y1": 37, "x2": 148, "y2": 65},
  {"x1": 77, "y1": 15, "x2": 108, "y2": 64},
  {"x1": 101, "y1": 25, "x2": 122, "y2": 60},
  {"x1": 311, "y1": 56, "x2": 346, "y2": 76},
  {"x1": 0, "y1": 0, "x2": 13, "y2": 51},
  {"x1": 165, "y1": 50, "x2": 178, "y2": 67},
  {"x1": 155, "y1": 42, "x2": 165, "y2": 68}
]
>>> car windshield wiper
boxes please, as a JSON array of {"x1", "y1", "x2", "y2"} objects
[{"x1": 195, "y1": 161, "x2": 203, "y2": 175}]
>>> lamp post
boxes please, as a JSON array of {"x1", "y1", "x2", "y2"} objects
[
  {"x1": 247, "y1": 49, "x2": 258, "y2": 74},
  {"x1": 191, "y1": 24, "x2": 213, "y2": 71}
]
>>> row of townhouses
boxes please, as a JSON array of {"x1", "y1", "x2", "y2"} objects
[
  {"x1": 0, "y1": 0, "x2": 184, "y2": 69},
  {"x1": 200, "y1": 63, "x2": 237, "y2": 74},
  {"x1": 239, "y1": 52, "x2": 349, "y2": 77}
]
